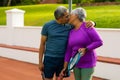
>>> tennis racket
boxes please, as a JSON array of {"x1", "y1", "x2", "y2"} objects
[
  {"x1": 64, "y1": 52, "x2": 82, "y2": 76},
  {"x1": 41, "y1": 72, "x2": 45, "y2": 80},
  {"x1": 68, "y1": 51, "x2": 82, "y2": 70}
]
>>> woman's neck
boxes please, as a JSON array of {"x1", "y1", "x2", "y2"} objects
[{"x1": 73, "y1": 20, "x2": 83, "y2": 30}]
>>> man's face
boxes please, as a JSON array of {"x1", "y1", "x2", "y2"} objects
[{"x1": 60, "y1": 12, "x2": 69, "y2": 24}]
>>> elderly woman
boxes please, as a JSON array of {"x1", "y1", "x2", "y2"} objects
[{"x1": 60, "y1": 7, "x2": 103, "y2": 80}]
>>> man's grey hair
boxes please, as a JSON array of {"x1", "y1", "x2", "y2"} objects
[
  {"x1": 54, "y1": 6, "x2": 68, "y2": 20},
  {"x1": 71, "y1": 7, "x2": 86, "y2": 21}
]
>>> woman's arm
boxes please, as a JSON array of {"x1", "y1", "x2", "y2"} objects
[
  {"x1": 64, "y1": 39, "x2": 72, "y2": 63},
  {"x1": 86, "y1": 27, "x2": 103, "y2": 51}
]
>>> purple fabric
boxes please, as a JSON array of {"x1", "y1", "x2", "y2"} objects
[{"x1": 65, "y1": 22, "x2": 103, "y2": 68}]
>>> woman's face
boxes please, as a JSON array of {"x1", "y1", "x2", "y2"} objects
[{"x1": 68, "y1": 13, "x2": 78, "y2": 24}]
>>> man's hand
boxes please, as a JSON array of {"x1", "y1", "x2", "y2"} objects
[
  {"x1": 39, "y1": 62, "x2": 44, "y2": 73},
  {"x1": 86, "y1": 21, "x2": 95, "y2": 28}
]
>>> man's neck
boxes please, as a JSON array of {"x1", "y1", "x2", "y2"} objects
[{"x1": 56, "y1": 20, "x2": 63, "y2": 24}]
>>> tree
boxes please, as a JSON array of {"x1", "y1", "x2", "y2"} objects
[{"x1": 7, "y1": 0, "x2": 12, "y2": 6}]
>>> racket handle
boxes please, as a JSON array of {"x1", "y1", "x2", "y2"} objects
[{"x1": 63, "y1": 69, "x2": 70, "y2": 77}]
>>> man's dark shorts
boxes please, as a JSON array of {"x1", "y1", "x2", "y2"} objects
[{"x1": 43, "y1": 56, "x2": 64, "y2": 78}]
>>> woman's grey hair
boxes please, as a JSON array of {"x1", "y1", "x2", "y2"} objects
[
  {"x1": 54, "y1": 6, "x2": 68, "y2": 20},
  {"x1": 71, "y1": 7, "x2": 86, "y2": 21}
]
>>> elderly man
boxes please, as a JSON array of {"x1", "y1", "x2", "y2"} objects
[{"x1": 39, "y1": 6, "x2": 95, "y2": 80}]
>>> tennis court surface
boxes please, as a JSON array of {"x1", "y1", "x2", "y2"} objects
[{"x1": 0, "y1": 57, "x2": 104, "y2": 80}]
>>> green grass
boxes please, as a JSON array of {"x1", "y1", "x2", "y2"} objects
[
  {"x1": 84, "y1": 5, "x2": 120, "y2": 28},
  {"x1": 0, "y1": 4, "x2": 120, "y2": 28}
]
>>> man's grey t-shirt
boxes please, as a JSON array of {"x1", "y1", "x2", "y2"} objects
[{"x1": 41, "y1": 20, "x2": 72, "y2": 57}]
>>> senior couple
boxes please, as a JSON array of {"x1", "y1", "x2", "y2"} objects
[{"x1": 39, "y1": 6, "x2": 103, "y2": 80}]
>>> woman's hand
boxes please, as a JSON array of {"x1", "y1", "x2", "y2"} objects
[
  {"x1": 59, "y1": 61, "x2": 69, "y2": 78},
  {"x1": 59, "y1": 68, "x2": 67, "y2": 78},
  {"x1": 78, "y1": 48, "x2": 87, "y2": 56}
]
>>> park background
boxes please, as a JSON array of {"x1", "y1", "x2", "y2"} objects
[
  {"x1": 0, "y1": 0, "x2": 120, "y2": 80},
  {"x1": 0, "y1": 0, "x2": 120, "y2": 28}
]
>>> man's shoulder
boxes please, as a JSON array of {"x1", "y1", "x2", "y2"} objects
[
  {"x1": 43, "y1": 20, "x2": 56, "y2": 27},
  {"x1": 45, "y1": 20, "x2": 56, "y2": 25}
]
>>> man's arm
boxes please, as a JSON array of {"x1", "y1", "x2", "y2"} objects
[{"x1": 39, "y1": 35, "x2": 47, "y2": 72}]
